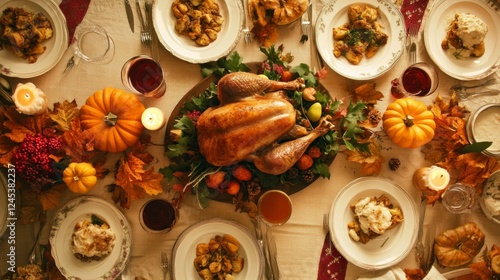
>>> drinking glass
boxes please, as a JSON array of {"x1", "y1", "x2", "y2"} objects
[
  {"x1": 442, "y1": 183, "x2": 479, "y2": 214},
  {"x1": 73, "y1": 20, "x2": 114, "y2": 64},
  {"x1": 257, "y1": 190, "x2": 293, "y2": 226},
  {"x1": 391, "y1": 62, "x2": 439, "y2": 98},
  {"x1": 139, "y1": 198, "x2": 179, "y2": 233},
  {"x1": 121, "y1": 55, "x2": 166, "y2": 98}
]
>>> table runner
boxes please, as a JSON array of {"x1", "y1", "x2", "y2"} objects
[{"x1": 58, "y1": 0, "x2": 91, "y2": 45}]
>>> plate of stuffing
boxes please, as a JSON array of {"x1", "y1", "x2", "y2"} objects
[
  {"x1": 315, "y1": 0, "x2": 405, "y2": 80},
  {"x1": 423, "y1": 0, "x2": 500, "y2": 80},
  {"x1": 0, "y1": 0, "x2": 68, "y2": 78},
  {"x1": 171, "y1": 218, "x2": 264, "y2": 280},
  {"x1": 328, "y1": 177, "x2": 418, "y2": 270},
  {"x1": 49, "y1": 196, "x2": 131, "y2": 280},
  {"x1": 152, "y1": 0, "x2": 243, "y2": 64}
]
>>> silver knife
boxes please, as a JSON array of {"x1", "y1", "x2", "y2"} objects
[
  {"x1": 125, "y1": 0, "x2": 134, "y2": 32},
  {"x1": 266, "y1": 230, "x2": 281, "y2": 280}
]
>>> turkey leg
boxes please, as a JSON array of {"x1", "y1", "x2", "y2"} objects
[
  {"x1": 249, "y1": 116, "x2": 335, "y2": 175},
  {"x1": 217, "y1": 72, "x2": 305, "y2": 104}
]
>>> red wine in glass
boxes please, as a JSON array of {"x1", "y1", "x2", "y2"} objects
[
  {"x1": 402, "y1": 67, "x2": 432, "y2": 96},
  {"x1": 128, "y1": 58, "x2": 163, "y2": 94}
]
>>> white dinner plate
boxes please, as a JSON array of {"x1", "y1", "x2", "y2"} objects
[
  {"x1": 0, "y1": 0, "x2": 68, "y2": 78},
  {"x1": 423, "y1": 0, "x2": 500, "y2": 80},
  {"x1": 49, "y1": 196, "x2": 132, "y2": 280},
  {"x1": 171, "y1": 218, "x2": 264, "y2": 280},
  {"x1": 328, "y1": 177, "x2": 418, "y2": 270},
  {"x1": 0, "y1": 170, "x2": 8, "y2": 238},
  {"x1": 315, "y1": 0, "x2": 405, "y2": 80},
  {"x1": 152, "y1": 0, "x2": 243, "y2": 64}
]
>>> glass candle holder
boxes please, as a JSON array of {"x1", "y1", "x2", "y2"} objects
[{"x1": 442, "y1": 183, "x2": 479, "y2": 214}]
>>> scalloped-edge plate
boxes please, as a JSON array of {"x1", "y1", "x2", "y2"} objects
[
  {"x1": 0, "y1": 0, "x2": 68, "y2": 78},
  {"x1": 328, "y1": 177, "x2": 418, "y2": 270},
  {"x1": 315, "y1": 0, "x2": 405, "y2": 80},
  {"x1": 171, "y1": 218, "x2": 264, "y2": 280},
  {"x1": 423, "y1": 0, "x2": 500, "y2": 80},
  {"x1": 49, "y1": 196, "x2": 131, "y2": 280},
  {"x1": 152, "y1": 0, "x2": 243, "y2": 64}
]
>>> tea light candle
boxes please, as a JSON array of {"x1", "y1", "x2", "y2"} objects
[
  {"x1": 413, "y1": 165, "x2": 450, "y2": 192},
  {"x1": 141, "y1": 107, "x2": 166, "y2": 131},
  {"x1": 12, "y1": 82, "x2": 47, "y2": 115}
]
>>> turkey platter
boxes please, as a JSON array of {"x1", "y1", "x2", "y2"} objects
[{"x1": 197, "y1": 72, "x2": 335, "y2": 175}]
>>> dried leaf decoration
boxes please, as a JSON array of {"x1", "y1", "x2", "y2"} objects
[
  {"x1": 343, "y1": 139, "x2": 384, "y2": 175},
  {"x1": 48, "y1": 100, "x2": 79, "y2": 131},
  {"x1": 352, "y1": 82, "x2": 384, "y2": 103},
  {"x1": 422, "y1": 94, "x2": 500, "y2": 193},
  {"x1": 113, "y1": 136, "x2": 164, "y2": 208}
]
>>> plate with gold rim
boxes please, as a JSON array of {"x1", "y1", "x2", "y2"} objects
[
  {"x1": 315, "y1": 0, "x2": 405, "y2": 80},
  {"x1": 0, "y1": 0, "x2": 68, "y2": 78},
  {"x1": 49, "y1": 196, "x2": 131, "y2": 280}
]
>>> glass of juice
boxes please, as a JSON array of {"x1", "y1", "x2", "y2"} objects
[
  {"x1": 391, "y1": 62, "x2": 439, "y2": 98},
  {"x1": 139, "y1": 198, "x2": 179, "y2": 233},
  {"x1": 257, "y1": 190, "x2": 293, "y2": 226},
  {"x1": 121, "y1": 55, "x2": 166, "y2": 98}
]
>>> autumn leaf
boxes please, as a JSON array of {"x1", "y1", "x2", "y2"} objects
[
  {"x1": 343, "y1": 139, "x2": 384, "y2": 175},
  {"x1": 352, "y1": 82, "x2": 384, "y2": 103},
  {"x1": 39, "y1": 183, "x2": 67, "y2": 210},
  {"x1": 49, "y1": 100, "x2": 79, "y2": 131},
  {"x1": 113, "y1": 138, "x2": 164, "y2": 208}
]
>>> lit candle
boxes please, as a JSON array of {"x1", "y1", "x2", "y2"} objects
[
  {"x1": 413, "y1": 165, "x2": 450, "y2": 192},
  {"x1": 141, "y1": 107, "x2": 166, "y2": 131},
  {"x1": 12, "y1": 82, "x2": 47, "y2": 115}
]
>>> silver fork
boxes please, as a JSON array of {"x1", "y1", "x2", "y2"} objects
[
  {"x1": 408, "y1": 24, "x2": 418, "y2": 64},
  {"x1": 300, "y1": 3, "x2": 312, "y2": 43},
  {"x1": 242, "y1": 0, "x2": 252, "y2": 44},
  {"x1": 136, "y1": 0, "x2": 151, "y2": 46},
  {"x1": 160, "y1": 251, "x2": 169, "y2": 280}
]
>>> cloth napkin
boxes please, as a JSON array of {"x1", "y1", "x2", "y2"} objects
[
  {"x1": 317, "y1": 234, "x2": 347, "y2": 280},
  {"x1": 58, "y1": 0, "x2": 91, "y2": 45},
  {"x1": 400, "y1": 0, "x2": 430, "y2": 32}
]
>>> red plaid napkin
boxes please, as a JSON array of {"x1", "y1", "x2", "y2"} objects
[
  {"x1": 400, "y1": 0, "x2": 430, "y2": 32},
  {"x1": 59, "y1": 0, "x2": 91, "y2": 45}
]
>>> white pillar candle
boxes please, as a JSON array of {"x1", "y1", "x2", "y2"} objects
[
  {"x1": 141, "y1": 107, "x2": 166, "y2": 131},
  {"x1": 12, "y1": 82, "x2": 47, "y2": 115},
  {"x1": 413, "y1": 165, "x2": 450, "y2": 192}
]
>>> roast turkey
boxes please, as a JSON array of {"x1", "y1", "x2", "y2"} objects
[{"x1": 197, "y1": 72, "x2": 335, "y2": 175}]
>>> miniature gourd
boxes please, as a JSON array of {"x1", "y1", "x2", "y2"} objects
[{"x1": 63, "y1": 162, "x2": 97, "y2": 193}]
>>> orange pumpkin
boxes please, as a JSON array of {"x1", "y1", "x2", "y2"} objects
[
  {"x1": 382, "y1": 97, "x2": 436, "y2": 149},
  {"x1": 80, "y1": 87, "x2": 145, "y2": 153}
]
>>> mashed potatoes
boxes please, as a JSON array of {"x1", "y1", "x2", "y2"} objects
[
  {"x1": 483, "y1": 172, "x2": 500, "y2": 220},
  {"x1": 348, "y1": 195, "x2": 403, "y2": 244},
  {"x1": 441, "y1": 13, "x2": 488, "y2": 59},
  {"x1": 72, "y1": 215, "x2": 116, "y2": 261}
]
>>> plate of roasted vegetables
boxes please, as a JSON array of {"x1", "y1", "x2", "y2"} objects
[
  {"x1": 315, "y1": 0, "x2": 405, "y2": 80},
  {"x1": 0, "y1": 0, "x2": 68, "y2": 78},
  {"x1": 171, "y1": 218, "x2": 264, "y2": 280},
  {"x1": 152, "y1": 0, "x2": 243, "y2": 63}
]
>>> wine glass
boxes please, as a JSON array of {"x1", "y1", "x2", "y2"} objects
[
  {"x1": 121, "y1": 55, "x2": 166, "y2": 98},
  {"x1": 391, "y1": 62, "x2": 439, "y2": 98}
]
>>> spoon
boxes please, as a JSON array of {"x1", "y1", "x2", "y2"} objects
[{"x1": 0, "y1": 76, "x2": 13, "y2": 104}]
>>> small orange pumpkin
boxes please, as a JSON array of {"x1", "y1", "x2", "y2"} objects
[
  {"x1": 62, "y1": 162, "x2": 97, "y2": 193},
  {"x1": 382, "y1": 97, "x2": 436, "y2": 149},
  {"x1": 80, "y1": 87, "x2": 145, "y2": 153}
]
